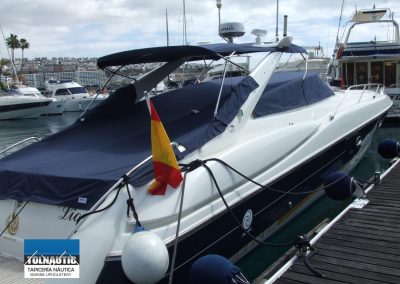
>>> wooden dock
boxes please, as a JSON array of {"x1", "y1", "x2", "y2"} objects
[{"x1": 264, "y1": 158, "x2": 400, "y2": 284}]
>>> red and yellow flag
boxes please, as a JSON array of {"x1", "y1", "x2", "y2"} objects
[{"x1": 148, "y1": 100, "x2": 183, "y2": 195}]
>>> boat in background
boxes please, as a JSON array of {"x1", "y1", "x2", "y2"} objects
[
  {"x1": 0, "y1": 88, "x2": 52, "y2": 120},
  {"x1": 45, "y1": 79, "x2": 107, "y2": 112},
  {"x1": 328, "y1": 7, "x2": 400, "y2": 119},
  {"x1": 275, "y1": 46, "x2": 330, "y2": 76},
  {"x1": 12, "y1": 85, "x2": 65, "y2": 115}
]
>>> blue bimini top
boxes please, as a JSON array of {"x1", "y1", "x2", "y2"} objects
[{"x1": 0, "y1": 75, "x2": 258, "y2": 210}]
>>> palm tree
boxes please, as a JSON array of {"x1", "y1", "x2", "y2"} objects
[
  {"x1": 5, "y1": 34, "x2": 20, "y2": 66},
  {"x1": 0, "y1": 58, "x2": 10, "y2": 77},
  {"x1": 19, "y1": 38, "x2": 30, "y2": 71},
  {"x1": 0, "y1": 58, "x2": 10, "y2": 89}
]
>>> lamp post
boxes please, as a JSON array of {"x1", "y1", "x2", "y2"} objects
[{"x1": 216, "y1": 0, "x2": 222, "y2": 37}]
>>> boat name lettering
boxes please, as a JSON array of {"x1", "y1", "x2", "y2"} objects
[{"x1": 58, "y1": 207, "x2": 81, "y2": 222}]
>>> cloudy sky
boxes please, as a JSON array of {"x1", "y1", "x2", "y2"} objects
[{"x1": 1, "y1": 0, "x2": 400, "y2": 59}]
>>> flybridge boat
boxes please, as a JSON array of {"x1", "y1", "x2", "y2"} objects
[
  {"x1": 0, "y1": 89, "x2": 53, "y2": 120},
  {"x1": 45, "y1": 79, "x2": 107, "y2": 112},
  {"x1": 0, "y1": 37, "x2": 392, "y2": 284},
  {"x1": 329, "y1": 7, "x2": 400, "y2": 119}
]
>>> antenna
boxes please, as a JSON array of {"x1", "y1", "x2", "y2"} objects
[
  {"x1": 283, "y1": 15, "x2": 288, "y2": 37},
  {"x1": 216, "y1": 0, "x2": 222, "y2": 37},
  {"x1": 251, "y1": 29, "x2": 267, "y2": 44}
]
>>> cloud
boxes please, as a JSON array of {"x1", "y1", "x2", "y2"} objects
[{"x1": 0, "y1": 0, "x2": 399, "y2": 58}]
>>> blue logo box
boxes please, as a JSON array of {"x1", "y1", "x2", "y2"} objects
[{"x1": 24, "y1": 239, "x2": 79, "y2": 256}]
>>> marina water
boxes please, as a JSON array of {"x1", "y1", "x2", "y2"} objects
[{"x1": 0, "y1": 113, "x2": 399, "y2": 281}]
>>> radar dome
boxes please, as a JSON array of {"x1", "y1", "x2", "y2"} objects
[{"x1": 220, "y1": 22, "x2": 245, "y2": 41}]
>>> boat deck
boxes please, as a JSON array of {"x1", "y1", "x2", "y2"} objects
[{"x1": 265, "y1": 158, "x2": 400, "y2": 284}]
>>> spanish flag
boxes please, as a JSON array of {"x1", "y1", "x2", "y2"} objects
[{"x1": 148, "y1": 100, "x2": 183, "y2": 195}]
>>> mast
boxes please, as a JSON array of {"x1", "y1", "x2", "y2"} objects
[
  {"x1": 182, "y1": 0, "x2": 187, "y2": 45},
  {"x1": 275, "y1": 0, "x2": 279, "y2": 41},
  {"x1": 335, "y1": 0, "x2": 345, "y2": 49},
  {"x1": 166, "y1": 9, "x2": 169, "y2": 46}
]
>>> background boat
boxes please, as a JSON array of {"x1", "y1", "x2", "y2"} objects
[
  {"x1": 328, "y1": 7, "x2": 400, "y2": 119},
  {"x1": 0, "y1": 88, "x2": 52, "y2": 120}
]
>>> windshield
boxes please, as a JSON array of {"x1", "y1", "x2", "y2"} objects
[
  {"x1": 346, "y1": 22, "x2": 399, "y2": 44},
  {"x1": 68, "y1": 87, "x2": 87, "y2": 94}
]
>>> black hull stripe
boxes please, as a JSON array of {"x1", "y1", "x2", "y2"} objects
[{"x1": 0, "y1": 101, "x2": 51, "y2": 113}]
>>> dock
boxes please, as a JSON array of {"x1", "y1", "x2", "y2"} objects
[{"x1": 263, "y1": 157, "x2": 400, "y2": 284}]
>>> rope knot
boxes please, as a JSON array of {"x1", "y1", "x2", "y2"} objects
[
  {"x1": 121, "y1": 174, "x2": 130, "y2": 184},
  {"x1": 126, "y1": 197, "x2": 134, "y2": 208},
  {"x1": 294, "y1": 235, "x2": 313, "y2": 253},
  {"x1": 185, "y1": 159, "x2": 204, "y2": 172}
]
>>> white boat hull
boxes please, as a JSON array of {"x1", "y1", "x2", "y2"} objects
[{"x1": 0, "y1": 96, "x2": 52, "y2": 120}]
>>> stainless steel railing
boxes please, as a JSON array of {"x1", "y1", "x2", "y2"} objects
[
  {"x1": 0, "y1": 137, "x2": 41, "y2": 155},
  {"x1": 332, "y1": 83, "x2": 384, "y2": 118}
]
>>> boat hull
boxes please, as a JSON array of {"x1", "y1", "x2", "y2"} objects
[
  {"x1": 0, "y1": 101, "x2": 50, "y2": 120},
  {"x1": 41, "y1": 100, "x2": 66, "y2": 115},
  {"x1": 62, "y1": 97, "x2": 105, "y2": 112},
  {"x1": 95, "y1": 115, "x2": 382, "y2": 284}
]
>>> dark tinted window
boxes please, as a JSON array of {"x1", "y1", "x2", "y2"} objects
[
  {"x1": 68, "y1": 87, "x2": 87, "y2": 94},
  {"x1": 55, "y1": 89, "x2": 69, "y2": 96}
]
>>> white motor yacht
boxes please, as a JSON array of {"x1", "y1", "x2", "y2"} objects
[
  {"x1": 0, "y1": 37, "x2": 392, "y2": 284},
  {"x1": 328, "y1": 7, "x2": 400, "y2": 119},
  {"x1": 45, "y1": 79, "x2": 106, "y2": 112},
  {"x1": 0, "y1": 89, "x2": 53, "y2": 120}
]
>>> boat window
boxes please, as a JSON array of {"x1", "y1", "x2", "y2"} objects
[
  {"x1": 346, "y1": 22, "x2": 398, "y2": 44},
  {"x1": 68, "y1": 87, "x2": 87, "y2": 94},
  {"x1": 355, "y1": 62, "x2": 368, "y2": 84},
  {"x1": 55, "y1": 88, "x2": 70, "y2": 96},
  {"x1": 371, "y1": 62, "x2": 384, "y2": 84},
  {"x1": 343, "y1": 62, "x2": 355, "y2": 87},
  {"x1": 384, "y1": 61, "x2": 397, "y2": 87}
]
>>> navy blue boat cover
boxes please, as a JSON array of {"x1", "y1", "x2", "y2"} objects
[
  {"x1": 0, "y1": 71, "x2": 332, "y2": 210},
  {"x1": 0, "y1": 76, "x2": 257, "y2": 210},
  {"x1": 254, "y1": 71, "x2": 334, "y2": 117}
]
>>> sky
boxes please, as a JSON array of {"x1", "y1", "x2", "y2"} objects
[{"x1": 1, "y1": 0, "x2": 400, "y2": 59}]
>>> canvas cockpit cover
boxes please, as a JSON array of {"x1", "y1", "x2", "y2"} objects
[
  {"x1": 0, "y1": 76, "x2": 258, "y2": 210},
  {"x1": 254, "y1": 71, "x2": 335, "y2": 117}
]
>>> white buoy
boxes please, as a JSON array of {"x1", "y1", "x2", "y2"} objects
[{"x1": 121, "y1": 231, "x2": 169, "y2": 284}]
